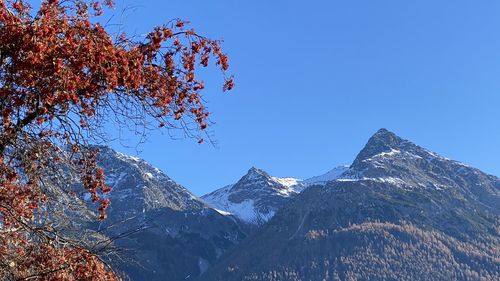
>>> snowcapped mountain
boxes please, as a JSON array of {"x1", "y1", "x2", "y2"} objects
[
  {"x1": 45, "y1": 128, "x2": 500, "y2": 281},
  {"x1": 202, "y1": 165, "x2": 349, "y2": 224},
  {"x1": 93, "y1": 146, "x2": 206, "y2": 218},
  {"x1": 202, "y1": 167, "x2": 304, "y2": 224},
  {"x1": 200, "y1": 128, "x2": 500, "y2": 281},
  {"x1": 56, "y1": 146, "x2": 249, "y2": 281}
]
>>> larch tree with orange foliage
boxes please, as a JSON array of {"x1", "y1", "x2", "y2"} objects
[{"x1": 0, "y1": 0, "x2": 233, "y2": 279}]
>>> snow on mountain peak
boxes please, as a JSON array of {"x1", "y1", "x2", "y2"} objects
[
  {"x1": 271, "y1": 177, "x2": 302, "y2": 188},
  {"x1": 243, "y1": 167, "x2": 270, "y2": 181},
  {"x1": 303, "y1": 165, "x2": 349, "y2": 185},
  {"x1": 201, "y1": 167, "x2": 307, "y2": 224},
  {"x1": 202, "y1": 165, "x2": 351, "y2": 224}
]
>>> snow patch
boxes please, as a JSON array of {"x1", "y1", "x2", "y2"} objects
[
  {"x1": 363, "y1": 149, "x2": 400, "y2": 162},
  {"x1": 304, "y1": 165, "x2": 349, "y2": 185},
  {"x1": 202, "y1": 184, "x2": 276, "y2": 224},
  {"x1": 115, "y1": 151, "x2": 141, "y2": 162},
  {"x1": 376, "y1": 149, "x2": 401, "y2": 158},
  {"x1": 272, "y1": 177, "x2": 301, "y2": 188},
  {"x1": 214, "y1": 208, "x2": 232, "y2": 216},
  {"x1": 335, "y1": 176, "x2": 408, "y2": 186}
]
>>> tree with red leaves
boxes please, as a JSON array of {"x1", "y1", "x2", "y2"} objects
[{"x1": 0, "y1": 0, "x2": 233, "y2": 279}]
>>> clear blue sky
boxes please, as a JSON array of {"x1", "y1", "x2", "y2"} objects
[{"x1": 33, "y1": 0, "x2": 500, "y2": 195}]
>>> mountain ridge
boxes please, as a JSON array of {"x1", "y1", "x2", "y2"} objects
[
  {"x1": 46, "y1": 128, "x2": 499, "y2": 280},
  {"x1": 199, "y1": 128, "x2": 500, "y2": 281},
  {"x1": 48, "y1": 145, "x2": 250, "y2": 281},
  {"x1": 202, "y1": 164, "x2": 349, "y2": 224}
]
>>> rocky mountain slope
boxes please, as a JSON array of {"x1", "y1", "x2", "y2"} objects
[
  {"x1": 51, "y1": 146, "x2": 248, "y2": 281},
  {"x1": 202, "y1": 166, "x2": 348, "y2": 224},
  {"x1": 199, "y1": 129, "x2": 500, "y2": 281},
  {"x1": 202, "y1": 167, "x2": 303, "y2": 224}
]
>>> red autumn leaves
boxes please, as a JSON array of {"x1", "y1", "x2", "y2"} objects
[{"x1": 0, "y1": 0, "x2": 233, "y2": 279}]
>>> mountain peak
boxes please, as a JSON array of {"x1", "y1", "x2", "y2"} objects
[
  {"x1": 352, "y1": 128, "x2": 404, "y2": 166},
  {"x1": 248, "y1": 166, "x2": 262, "y2": 172},
  {"x1": 244, "y1": 166, "x2": 270, "y2": 180},
  {"x1": 373, "y1": 127, "x2": 395, "y2": 137},
  {"x1": 371, "y1": 128, "x2": 401, "y2": 143}
]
